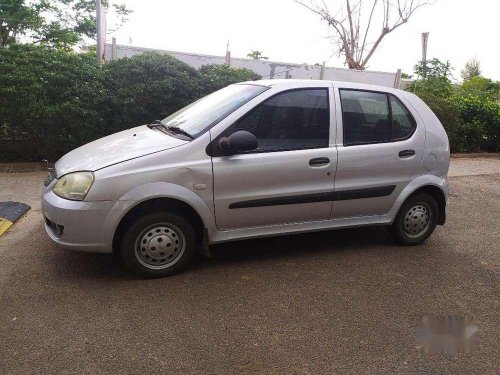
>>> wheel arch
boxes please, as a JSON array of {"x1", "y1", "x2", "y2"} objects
[
  {"x1": 112, "y1": 197, "x2": 206, "y2": 254},
  {"x1": 386, "y1": 175, "x2": 448, "y2": 226},
  {"x1": 103, "y1": 182, "x2": 216, "y2": 254},
  {"x1": 407, "y1": 185, "x2": 447, "y2": 225}
]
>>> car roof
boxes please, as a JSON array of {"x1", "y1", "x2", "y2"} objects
[{"x1": 239, "y1": 79, "x2": 402, "y2": 94}]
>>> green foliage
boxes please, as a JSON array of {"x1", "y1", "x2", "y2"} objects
[
  {"x1": 451, "y1": 75, "x2": 500, "y2": 152},
  {"x1": 103, "y1": 53, "x2": 205, "y2": 134},
  {"x1": 2, "y1": 46, "x2": 497, "y2": 161},
  {"x1": 452, "y1": 94, "x2": 500, "y2": 152},
  {"x1": 459, "y1": 76, "x2": 500, "y2": 101},
  {"x1": 247, "y1": 50, "x2": 269, "y2": 60},
  {"x1": 0, "y1": 43, "x2": 106, "y2": 160},
  {"x1": 0, "y1": 46, "x2": 263, "y2": 161},
  {"x1": 199, "y1": 64, "x2": 260, "y2": 93},
  {"x1": 0, "y1": 0, "x2": 131, "y2": 49},
  {"x1": 0, "y1": 0, "x2": 43, "y2": 47},
  {"x1": 428, "y1": 97, "x2": 466, "y2": 152},
  {"x1": 411, "y1": 91, "x2": 499, "y2": 153},
  {"x1": 407, "y1": 76, "x2": 453, "y2": 98},
  {"x1": 414, "y1": 58, "x2": 453, "y2": 79},
  {"x1": 460, "y1": 58, "x2": 481, "y2": 82},
  {"x1": 407, "y1": 61, "x2": 499, "y2": 152}
]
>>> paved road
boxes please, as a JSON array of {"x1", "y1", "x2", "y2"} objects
[{"x1": 0, "y1": 159, "x2": 499, "y2": 374}]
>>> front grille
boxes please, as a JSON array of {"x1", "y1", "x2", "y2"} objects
[{"x1": 45, "y1": 216, "x2": 64, "y2": 237}]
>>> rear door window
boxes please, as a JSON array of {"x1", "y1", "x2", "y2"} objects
[
  {"x1": 390, "y1": 95, "x2": 416, "y2": 140},
  {"x1": 340, "y1": 89, "x2": 416, "y2": 146}
]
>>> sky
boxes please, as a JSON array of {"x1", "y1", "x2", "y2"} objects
[{"x1": 109, "y1": 0, "x2": 500, "y2": 81}]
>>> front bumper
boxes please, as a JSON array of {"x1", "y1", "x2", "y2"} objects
[{"x1": 42, "y1": 189, "x2": 115, "y2": 253}]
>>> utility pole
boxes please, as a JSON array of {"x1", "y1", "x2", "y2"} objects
[
  {"x1": 225, "y1": 40, "x2": 231, "y2": 66},
  {"x1": 319, "y1": 61, "x2": 325, "y2": 80},
  {"x1": 111, "y1": 37, "x2": 117, "y2": 60},
  {"x1": 96, "y1": 0, "x2": 106, "y2": 65},
  {"x1": 394, "y1": 68, "x2": 402, "y2": 89},
  {"x1": 421, "y1": 32, "x2": 429, "y2": 78}
]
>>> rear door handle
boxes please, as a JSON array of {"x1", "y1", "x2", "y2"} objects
[
  {"x1": 309, "y1": 157, "x2": 330, "y2": 166},
  {"x1": 399, "y1": 149, "x2": 415, "y2": 158}
]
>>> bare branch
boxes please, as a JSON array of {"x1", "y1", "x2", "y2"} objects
[
  {"x1": 359, "y1": 0, "x2": 377, "y2": 62},
  {"x1": 361, "y1": 30, "x2": 387, "y2": 68},
  {"x1": 346, "y1": 0, "x2": 356, "y2": 56},
  {"x1": 296, "y1": 0, "x2": 352, "y2": 63},
  {"x1": 296, "y1": 0, "x2": 430, "y2": 69},
  {"x1": 353, "y1": 0, "x2": 361, "y2": 60}
]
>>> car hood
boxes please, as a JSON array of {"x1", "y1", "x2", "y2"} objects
[{"x1": 55, "y1": 125, "x2": 188, "y2": 176}]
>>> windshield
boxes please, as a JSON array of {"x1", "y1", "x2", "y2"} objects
[{"x1": 161, "y1": 84, "x2": 268, "y2": 138}]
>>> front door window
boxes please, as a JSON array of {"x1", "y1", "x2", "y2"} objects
[{"x1": 218, "y1": 88, "x2": 330, "y2": 154}]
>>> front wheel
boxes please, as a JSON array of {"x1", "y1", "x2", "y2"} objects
[
  {"x1": 388, "y1": 193, "x2": 438, "y2": 246},
  {"x1": 121, "y1": 212, "x2": 196, "y2": 277}
]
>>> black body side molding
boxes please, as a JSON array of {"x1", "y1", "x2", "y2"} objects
[
  {"x1": 228, "y1": 185, "x2": 396, "y2": 209},
  {"x1": 333, "y1": 185, "x2": 396, "y2": 201}
]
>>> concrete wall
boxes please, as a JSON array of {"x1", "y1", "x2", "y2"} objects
[{"x1": 105, "y1": 44, "x2": 401, "y2": 88}]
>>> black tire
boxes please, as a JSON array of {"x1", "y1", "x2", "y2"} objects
[
  {"x1": 388, "y1": 193, "x2": 438, "y2": 246},
  {"x1": 121, "y1": 211, "x2": 196, "y2": 277}
]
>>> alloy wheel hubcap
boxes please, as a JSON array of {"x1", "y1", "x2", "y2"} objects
[
  {"x1": 403, "y1": 203, "x2": 430, "y2": 238},
  {"x1": 134, "y1": 224, "x2": 185, "y2": 269}
]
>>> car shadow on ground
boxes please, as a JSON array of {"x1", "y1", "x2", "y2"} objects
[
  {"x1": 51, "y1": 225, "x2": 397, "y2": 280},
  {"x1": 203, "y1": 225, "x2": 393, "y2": 264}
]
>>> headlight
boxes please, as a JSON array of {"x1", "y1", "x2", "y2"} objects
[{"x1": 53, "y1": 172, "x2": 94, "y2": 201}]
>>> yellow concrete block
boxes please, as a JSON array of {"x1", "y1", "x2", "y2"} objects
[{"x1": 0, "y1": 218, "x2": 13, "y2": 237}]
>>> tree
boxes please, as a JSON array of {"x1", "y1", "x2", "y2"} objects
[
  {"x1": 0, "y1": 0, "x2": 131, "y2": 49},
  {"x1": 199, "y1": 64, "x2": 260, "y2": 93},
  {"x1": 295, "y1": 0, "x2": 429, "y2": 70},
  {"x1": 407, "y1": 58, "x2": 453, "y2": 104},
  {"x1": 460, "y1": 76, "x2": 500, "y2": 102},
  {"x1": 461, "y1": 58, "x2": 481, "y2": 82},
  {"x1": 414, "y1": 58, "x2": 453, "y2": 79},
  {"x1": 406, "y1": 57, "x2": 500, "y2": 153},
  {"x1": 247, "y1": 50, "x2": 269, "y2": 60}
]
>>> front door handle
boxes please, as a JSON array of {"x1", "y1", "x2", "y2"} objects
[
  {"x1": 309, "y1": 157, "x2": 330, "y2": 166},
  {"x1": 399, "y1": 149, "x2": 415, "y2": 158}
]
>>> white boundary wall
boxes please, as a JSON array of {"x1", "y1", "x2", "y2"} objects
[{"x1": 105, "y1": 44, "x2": 401, "y2": 88}]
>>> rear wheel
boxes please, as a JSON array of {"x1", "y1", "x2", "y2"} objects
[
  {"x1": 121, "y1": 212, "x2": 196, "y2": 277},
  {"x1": 388, "y1": 193, "x2": 438, "y2": 246}
]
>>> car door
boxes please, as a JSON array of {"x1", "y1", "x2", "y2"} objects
[
  {"x1": 332, "y1": 87, "x2": 425, "y2": 219},
  {"x1": 209, "y1": 85, "x2": 337, "y2": 230}
]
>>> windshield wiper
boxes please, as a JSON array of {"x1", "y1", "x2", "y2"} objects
[
  {"x1": 147, "y1": 119, "x2": 166, "y2": 129},
  {"x1": 163, "y1": 125, "x2": 194, "y2": 140},
  {"x1": 147, "y1": 120, "x2": 194, "y2": 140}
]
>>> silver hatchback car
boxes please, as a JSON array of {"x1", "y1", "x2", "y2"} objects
[{"x1": 42, "y1": 79, "x2": 449, "y2": 276}]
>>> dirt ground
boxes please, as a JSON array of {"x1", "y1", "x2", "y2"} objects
[{"x1": 0, "y1": 158, "x2": 499, "y2": 374}]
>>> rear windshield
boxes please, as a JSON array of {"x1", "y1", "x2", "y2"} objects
[{"x1": 161, "y1": 84, "x2": 268, "y2": 138}]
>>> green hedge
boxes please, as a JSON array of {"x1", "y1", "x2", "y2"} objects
[
  {"x1": 408, "y1": 77, "x2": 500, "y2": 153},
  {"x1": 199, "y1": 64, "x2": 261, "y2": 93},
  {"x1": 102, "y1": 53, "x2": 205, "y2": 136},
  {"x1": 0, "y1": 44, "x2": 107, "y2": 160},
  {"x1": 1, "y1": 44, "x2": 498, "y2": 161},
  {"x1": 0, "y1": 45, "x2": 259, "y2": 161},
  {"x1": 454, "y1": 94, "x2": 500, "y2": 152}
]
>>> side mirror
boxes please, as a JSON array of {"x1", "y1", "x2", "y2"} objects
[{"x1": 218, "y1": 130, "x2": 258, "y2": 155}]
